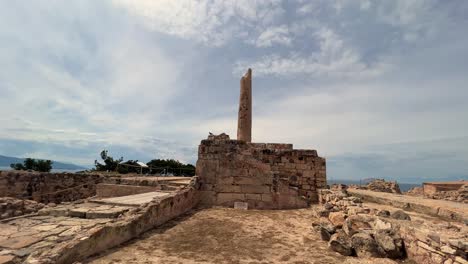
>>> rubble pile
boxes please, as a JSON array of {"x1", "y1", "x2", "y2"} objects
[
  {"x1": 405, "y1": 186, "x2": 424, "y2": 196},
  {"x1": 314, "y1": 189, "x2": 468, "y2": 264},
  {"x1": 428, "y1": 184, "x2": 468, "y2": 203},
  {"x1": 0, "y1": 197, "x2": 45, "y2": 219},
  {"x1": 365, "y1": 179, "x2": 401, "y2": 194},
  {"x1": 314, "y1": 189, "x2": 406, "y2": 259}
]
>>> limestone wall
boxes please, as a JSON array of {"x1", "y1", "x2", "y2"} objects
[
  {"x1": 196, "y1": 136, "x2": 326, "y2": 209},
  {"x1": 0, "y1": 171, "x2": 102, "y2": 203},
  {"x1": 41, "y1": 186, "x2": 200, "y2": 264},
  {"x1": 96, "y1": 183, "x2": 161, "y2": 198}
]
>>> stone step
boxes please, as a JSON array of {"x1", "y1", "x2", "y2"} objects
[{"x1": 89, "y1": 191, "x2": 172, "y2": 207}]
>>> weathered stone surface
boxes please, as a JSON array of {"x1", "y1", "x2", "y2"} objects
[
  {"x1": 0, "y1": 197, "x2": 45, "y2": 220},
  {"x1": 329, "y1": 212, "x2": 347, "y2": 228},
  {"x1": 373, "y1": 230, "x2": 404, "y2": 258},
  {"x1": 318, "y1": 222, "x2": 336, "y2": 241},
  {"x1": 351, "y1": 232, "x2": 381, "y2": 258},
  {"x1": 390, "y1": 210, "x2": 411, "y2": 221},
  {"x1": 196, "y1": 134, "x2": 326, "y2": 209},
  {"x1": 343, "y1": 215, "x2": 374, "y2": 236},
  {"x1": 0, "y1": 255, "x2": 15, "y2": 264},
  {"x1": 0, "y1": 236, "x2": 42, "y2": 249},
  {"x1": 376, "y1": 210, "x2": 391, "y2": 218},
  {"x1": 329, "y1": 230, "x2": 354, "y2": 256},
  {"x1": 0, "y1": 171, "x2": 102, "y2": 204},
  {"x1": 237, "y1": 68, "x2": 252, "y2": 142}
]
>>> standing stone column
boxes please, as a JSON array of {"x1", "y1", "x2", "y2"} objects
[{"x1": 237, "y1": 68, "x2": 252, "y2": 142}]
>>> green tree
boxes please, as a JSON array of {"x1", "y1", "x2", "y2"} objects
[
  {"x1": 10, "y1": 158, "x2": 53, "y2": 172},
  {"x1": 94, "y1": 150, "x2": 123, "y2": 172},
  {"x1": 146, "y1": 159, "x2": 195, "y2": 176}
]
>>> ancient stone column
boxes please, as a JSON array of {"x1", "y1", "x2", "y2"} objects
[{"x1": 237, "y1": 68, "x2": 252, "y2": 142}]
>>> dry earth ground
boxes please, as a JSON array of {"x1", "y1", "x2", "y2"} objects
[{"x1": 88, "y1": 207, "x2": 350, "y2": 264}]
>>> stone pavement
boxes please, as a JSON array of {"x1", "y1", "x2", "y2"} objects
[
  {"x1": 0, "y1": 190, "x2": 180, "y2": 263},
  {"x1": 91, "y1": 192, "x2": 171, "y2": 207},
  {"x1": 0, "y1": 215, "x2": 112, "y2": 263}
]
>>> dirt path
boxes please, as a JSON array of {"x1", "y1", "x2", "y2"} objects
[{"x1": 88, "y1": 207, "x2": 348, "y2": 264}]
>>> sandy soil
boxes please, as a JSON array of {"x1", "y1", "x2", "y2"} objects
[{"x1": 87, "y1": 207, "x2": 349, "y2": 264}]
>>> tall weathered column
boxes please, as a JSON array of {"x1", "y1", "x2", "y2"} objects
[{"x1": 237, "y1": 68, "x2": 252, "y2": 142}]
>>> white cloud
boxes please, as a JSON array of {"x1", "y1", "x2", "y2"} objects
[
  {"x1": 112, "y1": 0, "x2": 285, "y2": 46},
  {"x1": 234, "y1": 28, "x2": 389, "y2": 78},
  {"x1": 254, "y1": 25, "x2": 292, "y2": 47}
]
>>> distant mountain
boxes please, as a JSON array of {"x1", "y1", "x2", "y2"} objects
[{"x1": 0, "y1": 155, "x2": 87, "y2": 170}]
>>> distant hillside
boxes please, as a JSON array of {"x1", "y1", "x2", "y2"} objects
[{"x1": 0, "y1": 155, "x2": 87, "y2": 170}]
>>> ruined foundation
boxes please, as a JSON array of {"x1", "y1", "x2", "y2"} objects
[{"x1": 196, "y1": 134, "x2": 326, "y2": 209}]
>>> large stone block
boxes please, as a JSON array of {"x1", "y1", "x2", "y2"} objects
[
  {"x1": 240, "y1": 185, "x2": 270, "y2": 194},
  {"x1": 217, "y1": 193, "x2": 246, "y2": 204}
]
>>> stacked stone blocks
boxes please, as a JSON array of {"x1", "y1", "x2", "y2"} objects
[{"x1": 196, "y1": 135, "x2": 326, "y2": 209}]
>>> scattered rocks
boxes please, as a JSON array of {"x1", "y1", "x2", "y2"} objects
[{"x1": 315, "y1": 188, "x2": 468, "y2": 264}]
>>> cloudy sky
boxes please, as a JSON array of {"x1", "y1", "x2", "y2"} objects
[{"x1": 1, "y1": 0, "x2": 467, "y2": 182}]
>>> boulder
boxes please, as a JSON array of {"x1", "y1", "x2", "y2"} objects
[
  {"x1": 351, "y1": 232, "x2": 382, "y2": 258},
  {"x1": 329, "y1": 230, "x2": 354, "y2": 256},
  {"x1": 376, "y1": 210, "x2": 390, "y2": 218},
  {"x1": 390, "y1": 210, "x2": 411, "y2": 221},
  {"x1": 372, "y1": 218, "x2": 393, "y2": 232},
  {"x1": 329, "y1": 212, "x2": 347, "y2": 228},
  {"x1": 373, "y1": 230, "x2": 404, "y2": 259},
  {"x1": 343, "y1": 215, "x2": 374, "y2": 236},
  {"x1": 315, "y1": 209, "x2": 330, "y2": 218},
  {"x1": 320, "y1": 226, "x2": 333, "y2": 241},
  {"x1": 319, "y1": 221, "x2": 336, "y2": 241}
]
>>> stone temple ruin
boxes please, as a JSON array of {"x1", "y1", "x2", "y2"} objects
[
  {"x1": 196, "y1": 69, "x2": 327, "y2": 209},
  {"x1": 0, "y1": 69, "x2": 466, "y2": 264}
]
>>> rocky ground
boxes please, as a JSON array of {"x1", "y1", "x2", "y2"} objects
[
  {"x1": 88, "y1": 207, "x2": 413, "y2": 264},
  {"x1": 315, "y1": 189, "x2": 467, "y2": 264},
  {"x1": 89, "y1": 207, "x2": 347, "y2": 264}
]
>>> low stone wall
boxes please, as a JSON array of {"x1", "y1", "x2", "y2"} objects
[
  {"x1": 0, "y1": 197, "x2": 45, "y2": 219},
  {"x1": 196, "y1": 135, "x2": 326, "y2": 209},
  {"x1": 25, "y1": 185, "x2": 200, "y2": 263},
  {"x1": 0, "y1": 171, "x2": 103, "y2": 203},
  {"x1": 96, "y1": 183, "x2": 161, "y2": 198}
]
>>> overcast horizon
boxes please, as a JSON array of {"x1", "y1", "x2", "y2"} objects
[{"x1": 1, "y1": 1, "x2": 468, "y2": 183}]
